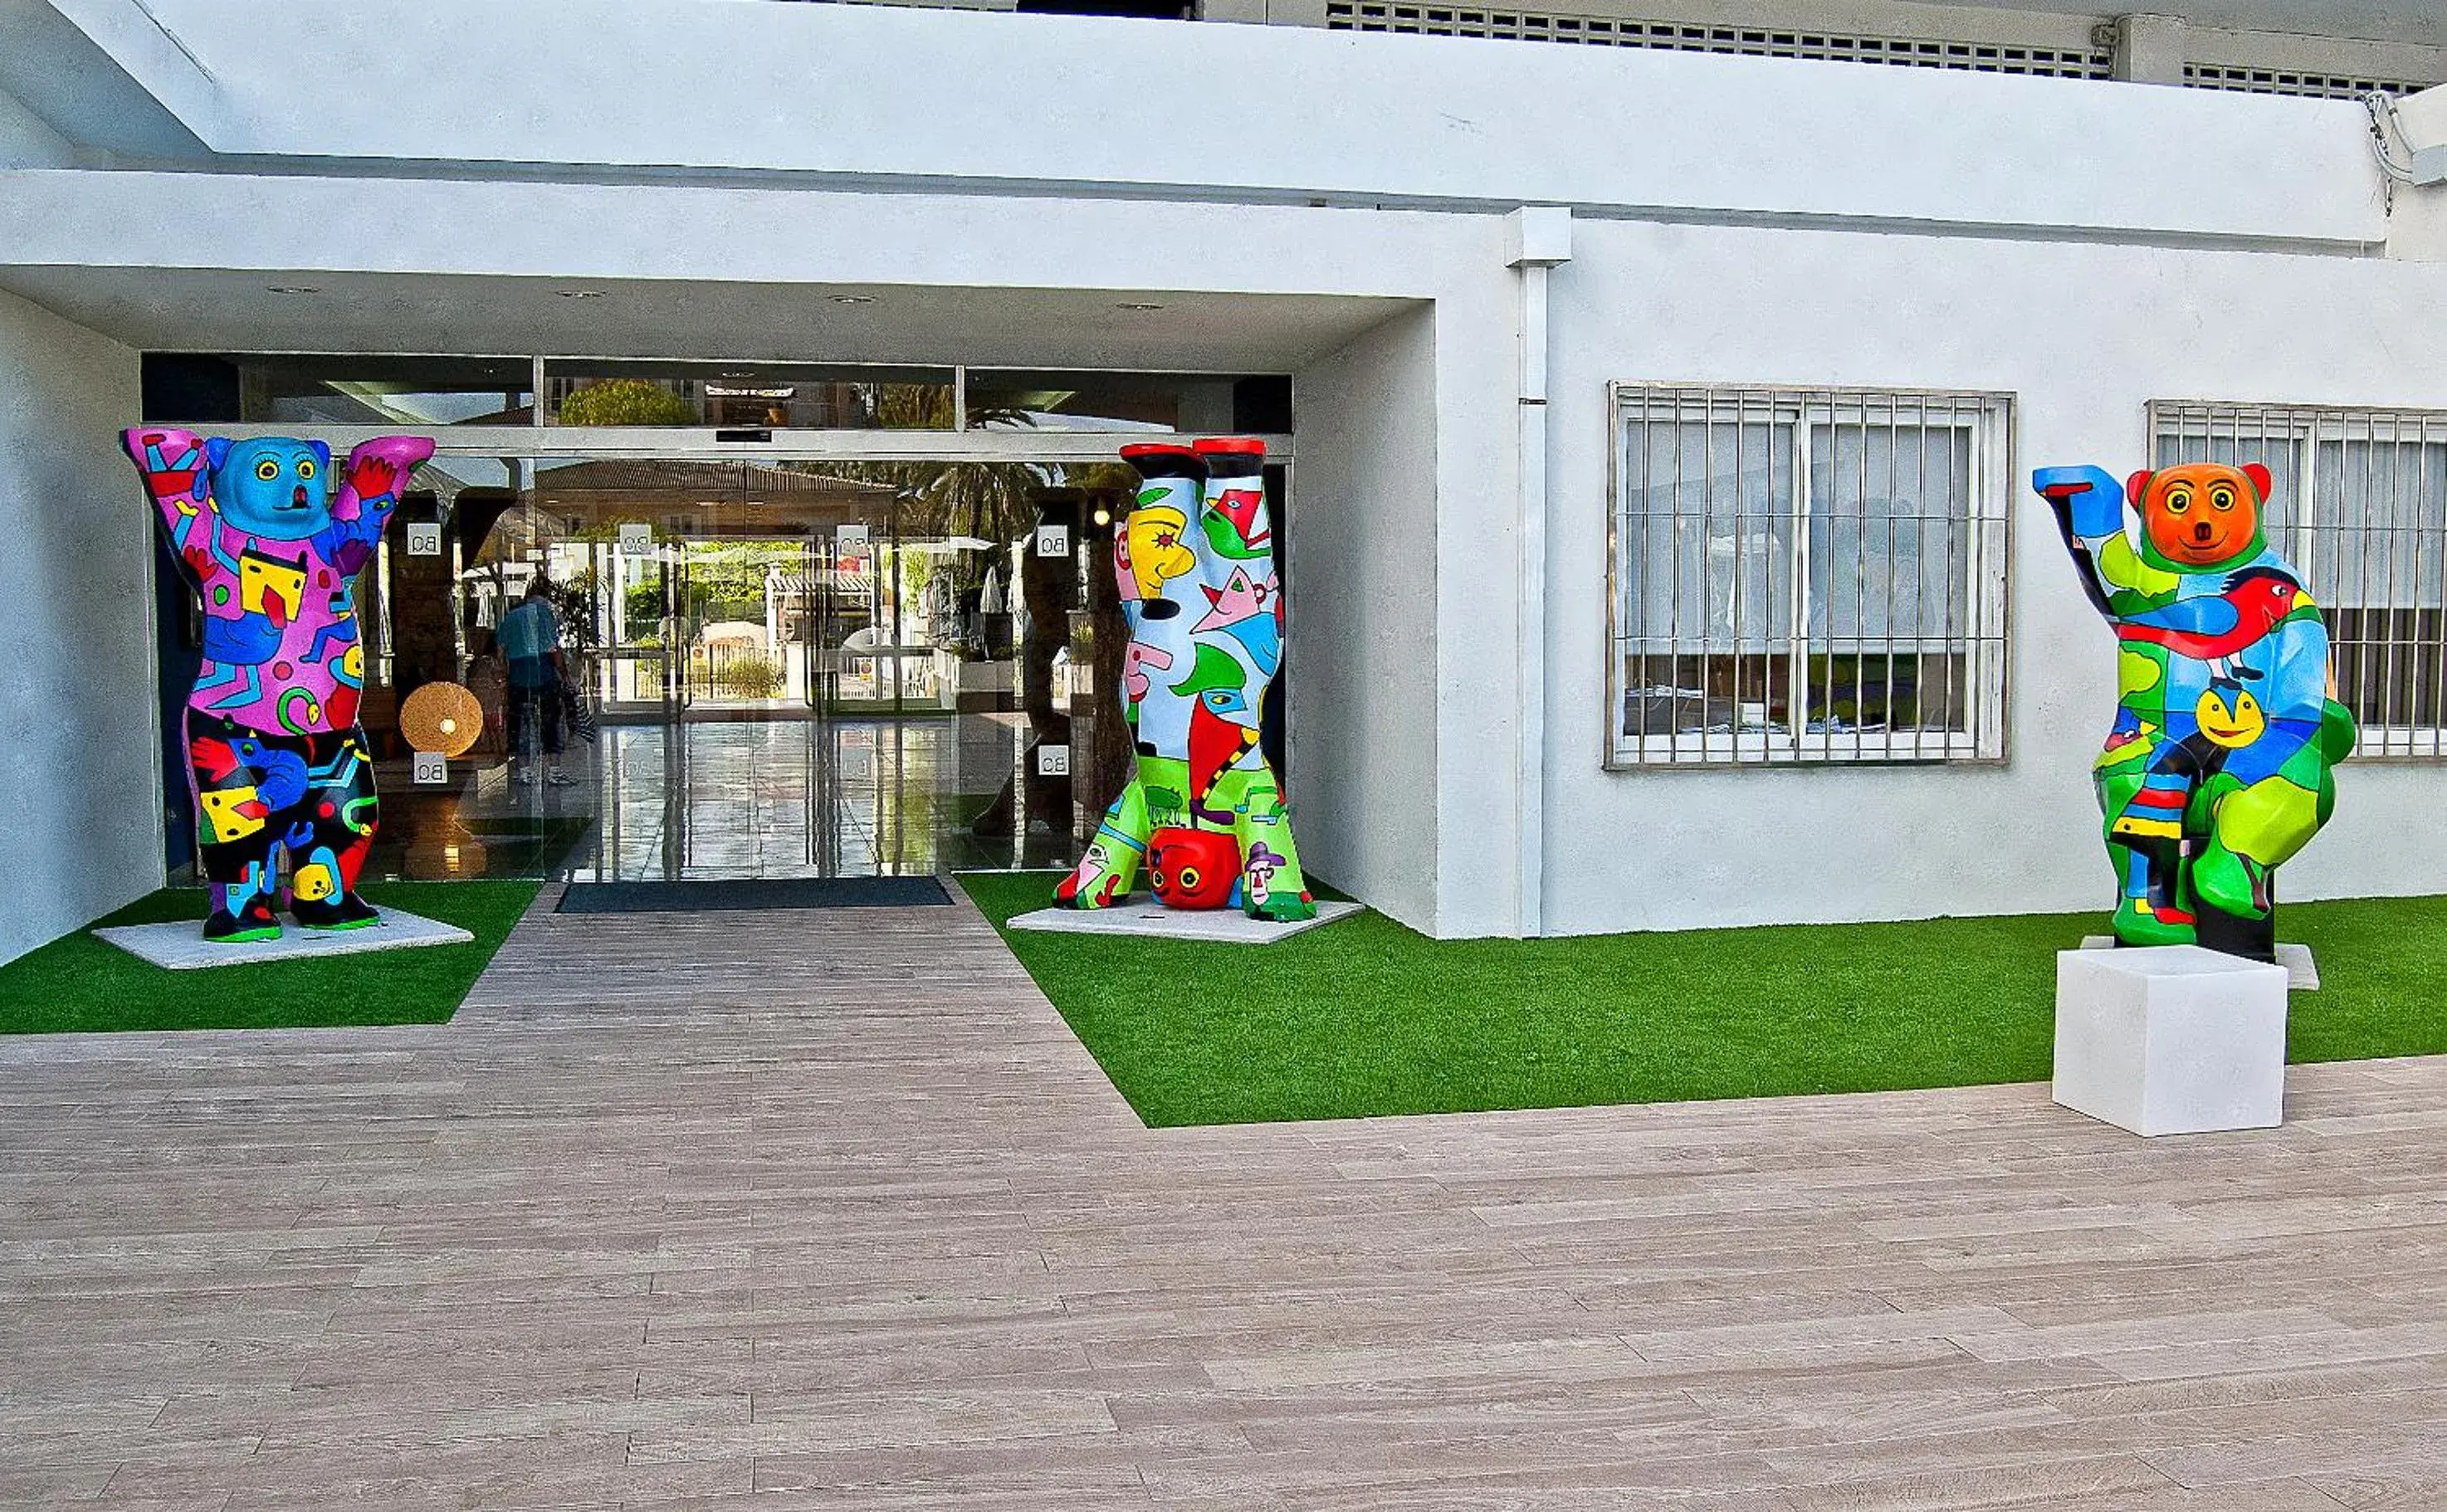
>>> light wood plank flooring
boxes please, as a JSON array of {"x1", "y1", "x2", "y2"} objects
[{"x1": 3, "y1": 886, "x2": 2445, "y2": 1510}]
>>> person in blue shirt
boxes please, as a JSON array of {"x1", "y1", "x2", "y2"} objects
[{"x1": 497, "y1": 576, "x2": 574, "y2": 788}]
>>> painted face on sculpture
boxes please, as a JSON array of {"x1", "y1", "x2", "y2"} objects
[
  {"x1": 209, "y1": 438, "x2": 336, "y2": 540},
  {"x1": 1147, "y1": 827, "x2": 1241, "y2": 910},
  {"x1": 2131, "y1": 462, "x2": 2269, "y2": 569},
  {"x1": 1123, "y1": 504, "x2": 1197, "y2": 601},
  {"x1": 2195, "y1": 683, "x2": 2267, "y2": 749}
]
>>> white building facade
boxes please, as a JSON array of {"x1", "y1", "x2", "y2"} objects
[{"x1": 3, "y1": 0, "x2": 2445, "y2": 961}]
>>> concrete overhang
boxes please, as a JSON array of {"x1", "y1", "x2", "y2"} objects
[
  {"x1": 24, "y1": 0, "x2": 2391, "y2": 248},
  {"x1": 0, "y1": 265, "x2": 1416, "y2": 372},
  {"x1": 0, "y1": 169, "x2": 1443, "y2": 367}
]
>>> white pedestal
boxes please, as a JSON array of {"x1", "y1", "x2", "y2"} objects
[
  {"x1": 2078, "y1": 935, "x2": 2318, "y2": 991},
  {"x1": 2053, "y1": 945, "x2": 2288, "y2": 1137},
  {"x1": 94, "y1": 907, "x2": 475, "y2": 970},
  {"x1": 1007, "y1": 898, "x2": 1362, "y2": 944}
]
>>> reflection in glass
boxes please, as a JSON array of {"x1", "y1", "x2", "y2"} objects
[
  {"x1": 147, "y1": 354, "x2": 536, "y2": 427},
  {"x1": 964, "y1": 370, "x2": 1258, "y2": 432},
  {"x1": 540, "y1": 360, "x2": 955, "y2": 430},
  {"x1": 355, "y1": 455, "x2": 1145, "y2": 885}
]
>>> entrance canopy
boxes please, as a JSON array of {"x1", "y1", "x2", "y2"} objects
[{"x1": 0, "y1": 264, "x2": 1414, "y2": 381}]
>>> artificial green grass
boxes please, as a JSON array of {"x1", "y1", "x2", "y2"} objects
[
  {"x1": 0, "y1": 881, "x2": 540, "y2": 1036},
  {"x1": 960, "y1": 872, "x2": 2447, "y2": 1128}
]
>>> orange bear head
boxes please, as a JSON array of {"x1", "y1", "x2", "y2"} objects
[{"x1": 2125, "y1": 461, "x2": 2271, "y2": 571}]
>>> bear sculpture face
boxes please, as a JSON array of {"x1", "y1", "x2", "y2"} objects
[
  {"x1": 208, "y1": 437, "x2": 337, "y2": 541},
  {"x1": 2127, "y1": 461, "x2": 2270, "y2": 570}
]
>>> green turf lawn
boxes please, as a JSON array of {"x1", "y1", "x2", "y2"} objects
[
  {"x1": 960, "y1": 872, "x2": 2447, "y2": 1128},
  {"x1": 0, "y1": 881, "x2": 540, "y2": 1036}
]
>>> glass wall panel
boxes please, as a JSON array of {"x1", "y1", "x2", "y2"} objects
[
  {"x1": 540, "y1": 360, "x2": 955, "y2": 429},
  {"x1": 146, "y1": 354, "x2": 536, "y2": 427},
  {"x1": 963, "y1": 369, "x2": 1261, "y2": 432}
]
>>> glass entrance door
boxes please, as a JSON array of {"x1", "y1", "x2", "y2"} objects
[{"x1": 349, "y1": 448, "x2": 1150, "y2": 885}]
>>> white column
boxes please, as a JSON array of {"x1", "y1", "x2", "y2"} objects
[{"x1": 1507, "y1": 206, "x2": 1571, "y2": 939}]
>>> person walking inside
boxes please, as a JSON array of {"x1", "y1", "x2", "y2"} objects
[{"x1": 500, "y1": 576, "x2": 574, "y2": 788}]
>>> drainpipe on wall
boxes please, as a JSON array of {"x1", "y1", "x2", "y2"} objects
[{"x1": 1508, "y1": 206, "x2": 1571, "y2": 939}]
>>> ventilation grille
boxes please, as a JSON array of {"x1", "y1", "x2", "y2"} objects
[
  {"x1": 2182, "y1": 61, "x2": 2437, "y2": 100},
  {"x1": 1321, "y1": 3, "x2": 2112, "y2": 77}
]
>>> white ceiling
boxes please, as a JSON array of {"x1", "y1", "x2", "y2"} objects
[{"x1": 0, "y1": 266, "x2": 1414, "y2": 373}]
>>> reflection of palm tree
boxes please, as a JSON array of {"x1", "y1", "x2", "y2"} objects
[{"x1": 868, "y1": 384, "x2": 1042, "y2": 544}]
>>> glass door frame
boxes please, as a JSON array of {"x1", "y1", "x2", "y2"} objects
[{"x1": 201, "y1": 426, "x2": 1294, "y2": 466}]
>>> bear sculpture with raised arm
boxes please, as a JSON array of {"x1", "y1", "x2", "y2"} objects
[
  {"x1": 125, "y1": 428, "x2": 436, "y2": 943},
  {"x1": 2031, "y1": 459, "x2": 2355, "y2": 961},
  {"x1": 1054, "y1": 438, "x2": 1316, "y2": 921}
]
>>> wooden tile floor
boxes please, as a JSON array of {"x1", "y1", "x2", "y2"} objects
[{"x1": 4, "y1": 886, "x2": 2445, "y2": 1510}]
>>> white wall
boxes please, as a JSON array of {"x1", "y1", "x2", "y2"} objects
[
  {"x1": 1531, "y1": 217, "x2": 2447, "y2": 934},
  {"x1": 0, "y1": 287, "x2": 156, "y2": 964},
  {"x1": 1289, "y1": 305, "x2": 1443, "y2": 934}
]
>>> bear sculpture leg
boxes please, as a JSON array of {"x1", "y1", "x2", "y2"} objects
[{"x1": 188, "y1": 713, "x2": 382, "y2": 941}]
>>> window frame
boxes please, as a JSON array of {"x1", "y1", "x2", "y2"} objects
[
  {"x1": 2149, "y1": 399, "x2": 2447, "y2": 763},
  {"x1": 1604, "y1": 381, "x2": 2016, "y2": 771}
]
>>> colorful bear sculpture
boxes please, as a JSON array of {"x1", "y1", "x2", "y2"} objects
[
  {"x1": 1055, "y1": 438, "x2": 1316, "y2": 920},
  {"x1": 125, "y1": 428, "x2": 435, "y2": 943},
  {"x1": 2033, "y1": 461, "x2": 2355, "y2": 960}
]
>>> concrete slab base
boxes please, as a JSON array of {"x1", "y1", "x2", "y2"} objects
[
  {"x1": 94, "y1": 908, "x2": 476, "y2": 971},
  {"x1": 2054, "y1": 944, "x2": 2289, "y2": 1137},
  {"x1": 1008, "y1": 898, "x2": 1363, "y2": 944},
  {"x1": 2079, "y1": 935, "x2": 2318, "y2": 991}
]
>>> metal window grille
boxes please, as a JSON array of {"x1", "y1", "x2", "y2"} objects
[
  {"x1": 2181, "y1": 62, "x2": 2438, "y2": 100},
  {"x1": 1321, "y1": 2, "x2": 2112, "y2": 77},
  {"x1": 1607, "y1": 383, "x2": 2012, "y2": 768},
  {"x1": 2150, "y1": 402, "x2": 2447, "y2": 760}
]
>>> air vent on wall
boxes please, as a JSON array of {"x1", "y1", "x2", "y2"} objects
[
  {"x1": 1320, "y1": 4, "x2": 2114, "y2": 78},
  {"x1": 2182, "y1": 61, "x2": 2438, "y2": 100}
]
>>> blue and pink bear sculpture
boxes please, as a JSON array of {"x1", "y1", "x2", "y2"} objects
[{"x1": 126, "y1": 428, "x2": 433, "y2": 943}]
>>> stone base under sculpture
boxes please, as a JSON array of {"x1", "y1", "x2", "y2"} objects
[
  {"x1": 2078, "y1": 935, "x2": 2318, "y2": 991},
  {"x1": 1009, "y1": 898, "x2": 1362, "y2": 945},
  {"x1": 95, "y1": 906, "x2": 474, "y2": 970},
  {"x1": 2054, "y1": 944, "x2": 2288, "y2": 1138}
]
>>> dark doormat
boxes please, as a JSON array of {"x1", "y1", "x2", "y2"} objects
[{"x1": 556, "y1": 876, "x2": 952, "y2": 914}]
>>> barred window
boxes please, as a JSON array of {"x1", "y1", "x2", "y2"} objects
[
  {"x1": 2151, "y1": 402, "x2": 2447, "y2": 759},
  {"x1": 1608, "y1": 384, "x2": 2012, "y2": 768}
]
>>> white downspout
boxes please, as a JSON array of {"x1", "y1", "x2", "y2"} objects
[{"x1": 1507, "y1": 206, "x2": 1571, "y2": 939}]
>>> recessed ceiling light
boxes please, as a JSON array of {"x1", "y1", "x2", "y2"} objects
[
  {"x1": 555, "y1": 289, "x2": 604, "y2": 300},
  {"x1": 264, "y1": 285, "x2": 321, "y2": 295},
  {"x1": 829, "y1": 295, "x2": 877, "y2": 305},
  {"x1": 1116, "y1": 301, "x2": 1166, "y2": 311}
]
